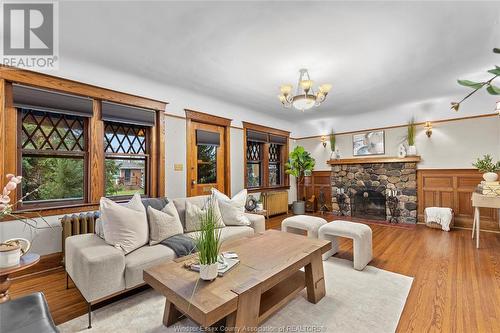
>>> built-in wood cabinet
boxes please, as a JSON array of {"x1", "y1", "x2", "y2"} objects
[
  {"x1": 417, "y1": 169, "x2": 499, "y2": 231},
  {"x1": 298, "y1": 171, "x2": 332, "y2": 212}
]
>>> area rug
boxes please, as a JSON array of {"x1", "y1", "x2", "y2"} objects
[{"x1": 59, "y1": 258, "x2": 413, "y2": 333}]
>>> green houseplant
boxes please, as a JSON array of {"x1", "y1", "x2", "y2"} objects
[
  {"x1": 472, "y1": 154, "x2": 500, "y2": 182},
  {"x1": 407, "y1": 118, "x2": 417, "y2": 156},
  {"x1": 194, "y1": 197, "x2": 223, "y2": 281},
  {"x1": 285, "y1": 146, "x2": 316, "y2": 214},
  {"x1": 329, "y1": 129, "x2": 337, "y2": 159}
]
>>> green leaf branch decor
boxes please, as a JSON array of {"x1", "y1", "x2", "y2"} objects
[
  {"x1": 407, "y1": 118, "x2": 416, "y2": 146},
  {"x1": 452, "y1": 48, "x2": 500, "y2": 112},
  {"x1": 194, "y1": 197, "x2": 222, "y2": 266},
  {"x1": 472, "y1": 154, "x2": 500, "y2": 173},
  {"x1": 329, "y1": 129, "x2": 336, "y2": 152}
]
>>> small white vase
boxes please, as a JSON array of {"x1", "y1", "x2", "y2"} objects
[
  {"x1": 0, "y1": 244, "x2": 21, "y2": 268},
  {"x1": 483, "y1": 172, "x2": 499, "y2": 182},
  {"x1": 200, "y1": 263, "x2": 218, "y2": 281},
  {"x1": 407, "y1": 145, "x2": 417, "y2": 156}
]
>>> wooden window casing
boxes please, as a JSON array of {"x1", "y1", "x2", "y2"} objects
[
  {"x1": 242, "y1": 122, "x2": 290, "y2": 192},
  {"x1": 0, "y1": 67, "x2": 167, "y2": 218}
]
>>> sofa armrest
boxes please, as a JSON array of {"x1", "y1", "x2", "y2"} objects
[
  {"x1": 65, "y1": 234, "x2": 126, "y2": 302},
  {"x1": 244, "y1": 213, "x2": 265, "y2": 233}
]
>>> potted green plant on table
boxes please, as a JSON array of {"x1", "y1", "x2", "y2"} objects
[
  {"x1": 285, "y1": 146, "x2": 316, "y2": 215},
  {"x1": 195, "y1": 198, "x2": 222, "y2": 281},
  {"x1": 407, "y1": 118, "x2": 417, "y2": 156},
  {"x1": 472, "y1": 154, "x2": 500, "y2": 182}
]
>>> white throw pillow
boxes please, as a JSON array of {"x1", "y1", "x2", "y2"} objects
[
  {"x1": 185, "y1": 199, "x2": 224, "y2": 232},
  {"x1": 100, "y1": 193, "x2": 148, "y2": 254},
  {"x1": 147, "y1": 202, "x2": 183, "y2": 245},
  {"x1": 211, "y1": 188, "x2": 250, "y2": 226}
]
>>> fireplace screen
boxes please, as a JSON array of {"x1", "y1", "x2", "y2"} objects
[{"x1": 352, "y1": 189, "x2": 386, "y2": 220}]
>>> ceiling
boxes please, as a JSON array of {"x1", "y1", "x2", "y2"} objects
[{"x1": 59, "y1": 1, "x2": 500, "y2": 128}]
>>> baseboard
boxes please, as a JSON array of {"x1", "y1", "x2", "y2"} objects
[{"x1": 11, "y1": 252, "x2": 63, "y2": 278}]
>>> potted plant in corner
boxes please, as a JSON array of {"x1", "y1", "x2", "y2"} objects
[
  {"x1": 472, "y1": 154, "x2": 500, "y2": 182},
  {"x1": 407, "y1": 118, "x2": 417, "y2": 156},
  {"x1": 194, "y1": 198, "x2": 222, "y2": 281},
  {"x1": 286, "y1": 146, "x2": 316, "y2": 215}
]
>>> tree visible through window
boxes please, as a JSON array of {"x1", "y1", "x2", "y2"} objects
[{"x1": 20, "y1": 109, "x2": 86, "y2": 203}]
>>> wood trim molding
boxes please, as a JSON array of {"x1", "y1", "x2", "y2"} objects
[
  {"x1": 293, "y1": 113, "x2": 499, "y2": 141},
  {"x1": 242, "y1": 121, "x2": 290, "y2": 137},
  {"x1": 0, "y1": 66, "x2": 167, "y2": 110},
  {"x1": 89, "y1": 100, "x2": 104, "y2": 203},
  {"x1": 327, "y1": 156, "x2": 421, "y2": 165},
  {"x1": 184, "y1": 109, "x2": 232, "y2": 127}
]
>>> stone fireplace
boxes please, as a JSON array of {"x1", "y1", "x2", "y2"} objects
[{"x1": 330, "y1": 160, "x2": 418, "y2": 223}]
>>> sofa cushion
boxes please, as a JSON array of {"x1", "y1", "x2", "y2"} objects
[
  {"x1": 141, "y1": 197, "x2": 169, "y2": 217},
  {"x1": 185, "y1": 226, "x2": 254, "y2": 244},
  {"x1": 212, "y1": 188, "x2": 250, "y2": 226},
  {"x1": 173, "y1": 195, "x2": 210, "y2": 228},
  {"x1": 65, "y1": 234, "x2": 125, "y2": 302},
  {"x1": 147, "y1": 202, "x2": 183, "y2": 245},
  {"x1": 184, "y1": 199, "x2": 224, "y2": 232},
  {"x1": 100, "y1": 193, "x2": 149, "y2": 254},
  {"x1": 124, "y1": 244, "x2": 176, "y2": 289}
]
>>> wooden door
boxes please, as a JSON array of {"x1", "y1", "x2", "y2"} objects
[{"x1": 187, "y1": 122, "x2": 225, "y2": 196}]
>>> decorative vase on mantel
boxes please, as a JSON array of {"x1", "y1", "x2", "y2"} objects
[{"x1": 407, "y1": 145, "x2": 417, "y2": 156}]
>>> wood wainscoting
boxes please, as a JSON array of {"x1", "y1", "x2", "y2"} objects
[
  {"x1": 298, "y1": 171, "x2": 332, "y2": 212},
  {"x1": 417, "y1": 169, "x2": 499, "y2": 231}
]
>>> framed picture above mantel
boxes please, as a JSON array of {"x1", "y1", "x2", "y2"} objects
[{"x1": 353, "y1": 130, "x2": 385, "y2": 156}]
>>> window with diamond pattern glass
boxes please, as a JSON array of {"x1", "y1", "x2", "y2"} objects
[{"x1": 20, "y1": 109, "x2": 86, "y2": 202}]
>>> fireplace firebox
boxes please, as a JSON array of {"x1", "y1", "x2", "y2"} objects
[{"x1": 352, "y1": 189, "x2": 386, "y2": 220}]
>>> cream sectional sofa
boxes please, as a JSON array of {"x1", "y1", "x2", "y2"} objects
[{"x1": 65, "y1": 195, "x2": 265, "y2": 327}]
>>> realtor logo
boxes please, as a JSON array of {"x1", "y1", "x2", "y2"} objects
[{"x1": 1, "y1": 1, "x2": 59, "y2": 69}]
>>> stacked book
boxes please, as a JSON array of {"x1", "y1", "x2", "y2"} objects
[{"x1": 476, "y1": 181, "x2": 500, "y2": 196}]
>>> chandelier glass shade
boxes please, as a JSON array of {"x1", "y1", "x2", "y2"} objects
[{"x1": 278, "y1": 69, "x2": 331, "y2": 111}]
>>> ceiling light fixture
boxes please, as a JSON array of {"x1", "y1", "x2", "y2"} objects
[{"x1": 278, "y1": 69, "x2": 331, "y2": 111}]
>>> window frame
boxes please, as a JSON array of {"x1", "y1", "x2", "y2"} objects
[
  {"x1": 246, "y1": 141, "x2": 263, "y2": 189},
  {"x1": 103, "y1": 121, "x2": 150, "y2": 200},
  {"x1": 243, "y1": 122, "x2": 290, "y2": 192},
  {"x1": 16, "y1": 108, "x2": 89, "y2": 209}
]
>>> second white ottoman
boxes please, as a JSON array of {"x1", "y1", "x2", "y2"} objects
[
  {"x1": 281, "y1": 215, "x2": 327, "y2": 239},
  {"x1": 318, "y1": 221, "x2": 372, "y2": 270}
]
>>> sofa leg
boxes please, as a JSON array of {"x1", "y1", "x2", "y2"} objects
[
  {"x1": 66, "y1": 273, "x2": 69, "y2": 289},
  {"x1": 88, "y1": 302, "x2": 92, "y2": 329}
]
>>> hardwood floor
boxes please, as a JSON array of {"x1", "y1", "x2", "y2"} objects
[{"x1": 10, "y1": 213, "x2": 500, "y2": 332}]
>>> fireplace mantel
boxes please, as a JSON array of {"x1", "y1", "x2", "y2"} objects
[{"x1": 327, "y1": 156, "x2": 421, "y2": 165}]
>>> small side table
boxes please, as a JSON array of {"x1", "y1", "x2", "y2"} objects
[
  {"x1": 246, "y1": 209, "x2": 268, "y2": 219},
  {"x1": 471, "y1": 193, "x2": 500, "y2": 248},
  {"x1": 0, "y1": 253, "x2": 40, "y2": 303}
]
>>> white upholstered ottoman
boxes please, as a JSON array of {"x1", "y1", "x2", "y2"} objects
[
  {"x1": 318, "y1": 221, "x2": 372, "y2": 270},
  {"x1": 281, "y1": 215, "x2": 327, "y2": 239}
]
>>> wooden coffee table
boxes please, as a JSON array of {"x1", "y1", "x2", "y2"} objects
[{"x1": 143, "y1": 230, "x2": 330, "y2": 331}]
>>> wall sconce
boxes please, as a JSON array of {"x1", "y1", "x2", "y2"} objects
[
  {"x1": 424, "y1": 121, "x2": 432, "y2": 138},
  {"x1": 320, "y1": 135, "x2": 327, "y2": 148}
]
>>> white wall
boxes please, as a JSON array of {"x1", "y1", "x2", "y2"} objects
[
  {"x1": 290, "y1": 116, "x2": 500, "y2": 197},
  {"x1": 297, "y1": 116, "x2": 500, "y2": 169}
]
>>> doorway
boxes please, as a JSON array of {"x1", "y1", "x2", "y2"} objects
[{"x1": 185, "y1": 110, "x2": 231, "y2": 197}]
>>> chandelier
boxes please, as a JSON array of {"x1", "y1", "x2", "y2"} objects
[{"x1": 278, "y1": 69, "x2": 332, "y2": 111}]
